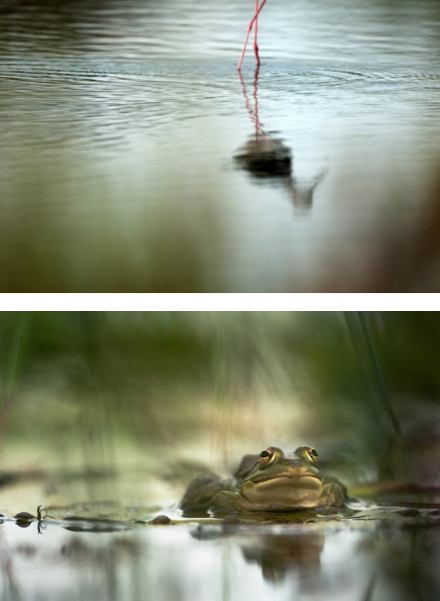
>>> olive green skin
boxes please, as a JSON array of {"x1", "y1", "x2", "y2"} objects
[{"x1": 180, "y1": 446, "x2": 347, "y2": 514}]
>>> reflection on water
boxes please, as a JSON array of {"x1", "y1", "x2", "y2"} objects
[
  {"x1": 1, "y1": 0, "x2": 440, "y2": 66},
  {"x1": 239, "y1": 532, "x2": 324, "y2": 583},
  {"x1": 235, "y1": 67, "x2": 327, "y2": 212},
  {"x1": 2, "y1": 517, "x2": 440, "y2": 601},
  {"x1": 0, "y1": 0, "x2": 440, "y2": 290}
]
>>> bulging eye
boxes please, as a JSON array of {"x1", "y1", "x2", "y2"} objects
[
  {"x1": 308, "y1": 448, "x2": 318, "y2": 464},
  {"x1": 259, "y1": 447, "x2": 275, "y2": 465}
]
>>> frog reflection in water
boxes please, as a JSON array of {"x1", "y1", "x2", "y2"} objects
[{"x1": 181, "y1": 446, "x2": 347, "y2": 514}]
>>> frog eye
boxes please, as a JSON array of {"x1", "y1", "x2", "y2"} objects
[
  {"x1": 259, "y1": 447, "x2": 276, "y2": 466},
  {"x1": 308, "y1": 448, "x2": 318, "y2": 464}
]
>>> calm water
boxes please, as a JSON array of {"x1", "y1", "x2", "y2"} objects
[
  {"x1": 2, "y1": 513, "x2": 440, "y2": 601},
  {"x1": 1, "y1": 0, "x2": 440, "y2": 291}
]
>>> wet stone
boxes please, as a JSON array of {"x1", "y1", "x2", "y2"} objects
[
  {"x1": 151, "y1": 515, "x2": 171, "y2": 525},
  {"x1": 14, "y1": 512, "x2": 34, "y2": 520}
]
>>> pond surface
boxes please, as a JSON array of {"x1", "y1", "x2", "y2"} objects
[
  {"x1": 2, "y1": 447, "x2": 440, "y2": 600},
  {"x1": 2, "y1": 508, "x2": 440, "y2": 601},
  {"x1": 1, "y1": 0, "x2": 440, "y2": 291}
]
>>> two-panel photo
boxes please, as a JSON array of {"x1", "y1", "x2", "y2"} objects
[{"x1": 1, "y1": 0, "x2": 440, "y2": 598}]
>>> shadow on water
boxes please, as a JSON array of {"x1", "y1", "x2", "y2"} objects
[{"x1": 234, "y1": 67, "x2": 327, "y2": 213}]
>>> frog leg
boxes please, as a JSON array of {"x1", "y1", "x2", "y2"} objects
[
  {"x1": 317, "y1": 482, "x2": 345, "y2": 511},
  {"x1": 210, "y1": 490, "x2": 246, "y2": 513},
  {"x1": 180, "y1": 473, "x2": 233, "y2": 511}
]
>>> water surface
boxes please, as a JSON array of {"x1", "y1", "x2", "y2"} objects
[
  {"x1": 1, "y1": 0, "x2": 440, "y2": 291},
  {"x1": 2, "y1": 510, "x2": 440, "y2": 601}
]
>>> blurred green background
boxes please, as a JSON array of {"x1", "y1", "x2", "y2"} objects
[{"x1": 0, "y1": 311, "x2": 439, "y2": 514}]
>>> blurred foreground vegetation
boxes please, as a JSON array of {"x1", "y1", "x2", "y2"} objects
[{"x1": 0, "y1": 311, "x2": 440, "y2": 508}]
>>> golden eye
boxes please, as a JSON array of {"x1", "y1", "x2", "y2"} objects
[
  {"x1": 259, "y1": 447, "x2": 275, "y2": 465},
  {"x1": 308, "y1": 448, "x2": 318, "y2": 464}
]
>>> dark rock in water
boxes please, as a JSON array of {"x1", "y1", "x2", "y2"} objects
[
  {"x1": 151, "y1": 515, "x2": 171, "y2": 525},
  {"x1": 14, "y1": 512, "x2": 34, "y2": 528},
  {"x1": 14, "y1": 512, "x2": 34, "y2": 521}
]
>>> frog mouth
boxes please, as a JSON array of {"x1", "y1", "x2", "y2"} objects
[
  {"x1": 242, "y1": 474, "x2": 323, "y2": 508},
  {"x1": 251, "y1": 472, "x2": 322, "y2": 484}
]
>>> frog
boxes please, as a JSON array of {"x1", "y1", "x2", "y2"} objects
[{"x1": 180, "y1": 445, "x2": 348, "y2": 514}]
